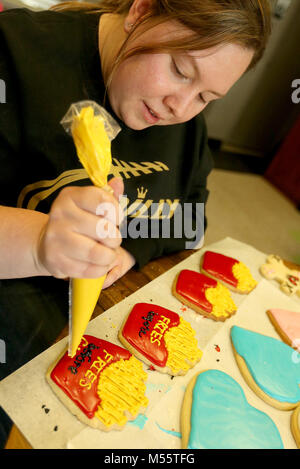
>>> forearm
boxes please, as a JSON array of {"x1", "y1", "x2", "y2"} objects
[{"x1": 0, "y1": 205, "x2": 50, "y2": 279}]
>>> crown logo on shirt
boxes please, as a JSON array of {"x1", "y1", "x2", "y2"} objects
[{"x1": 137, "y1": 187, "x2": 148, "y2": 199}]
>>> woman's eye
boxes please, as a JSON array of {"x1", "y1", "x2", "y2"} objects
[{"x1": 172, "y1": 58, "x2": 188, "y2": 80}]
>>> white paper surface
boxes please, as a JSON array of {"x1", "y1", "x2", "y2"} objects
[{"x1": 0, "y1": 237, "x2": 299, "y2": 449}]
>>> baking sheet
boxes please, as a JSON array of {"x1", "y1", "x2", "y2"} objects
[{"x1": 0, "y1": 237, "x2": 299, "y2": 449}]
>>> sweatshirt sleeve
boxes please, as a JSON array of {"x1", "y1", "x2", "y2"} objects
[{"x1": 121, "y1": 115, "x2": 214, "y2": 270}]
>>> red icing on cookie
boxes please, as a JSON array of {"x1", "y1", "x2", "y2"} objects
[
  {"x1": 122, "y1": 303, "x2": 180, "y2": 367},
  {"x1": 202, "y1": 251, "x2": 239, "y2": 288},
  {"x1": 175, "y1": 270, "x2": 217, "y2": 313},
  {"x1": 50, "y1": 335, "x2": 131, "y2": 419}
]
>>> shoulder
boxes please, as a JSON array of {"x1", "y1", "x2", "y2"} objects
[
  {"x1": 0, "y1": 8, "x2": 89, "y2": 42},
  {"x1": 0, "y1": 8, "x2": 92, "y2": 69},
  {"x1": 0, "y1": 8, "x2": 85, "y2": 25}
]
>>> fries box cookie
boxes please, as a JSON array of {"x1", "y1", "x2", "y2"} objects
[
  {"x1": 201, "y1": 251, "x2": 257, "y2": 294},
  {"x1": 119, "y1": 303, "x2": 203, "y2": 376},
  {"x1": 172, "y1": 270, "x2": 236, "y2": 321},
  {"x1": 181, "y1": 370, "x2": 284, "y2": 449},
  {"x1": 231, "y1": 326, "x2": 300, "y2": 411},
  {"x1": 46, "y1": 335, "x2": 148, "y2": 430}
]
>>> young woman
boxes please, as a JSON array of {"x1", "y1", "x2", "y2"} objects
[{"x1": 0, "y1": 0, "x2": 272, "y2": 446}]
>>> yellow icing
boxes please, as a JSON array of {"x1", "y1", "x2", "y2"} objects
[
  {"x1": 164, "y1": 318, "x2": 203, "y2": 374},
  {"x1": 71, "y1": 106, "x2": 112, "y2": 188},
  {"x1": 232, "y1": 262, "x2": 257, "y2": 292},
  {"x1": 205, "y1": 283, "x2": 236, "y2": 318},
  {"x1": 95, "y1": 356, "x2": 148, "y2": 427}
]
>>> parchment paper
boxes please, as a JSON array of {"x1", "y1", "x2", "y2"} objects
[{"x1": 0, "y1": 237, "x2": 299, "y2": 449}]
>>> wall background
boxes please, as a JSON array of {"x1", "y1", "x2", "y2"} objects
[{"x1": 203, "y1": 0, "x2": 300, "y2": 158}]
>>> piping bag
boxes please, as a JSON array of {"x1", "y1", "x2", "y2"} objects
[{"x1": 61, "y1": 100, "x2": 121, "y2": 357}]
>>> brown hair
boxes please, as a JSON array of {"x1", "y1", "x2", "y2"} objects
[{"x1": 52, "y1": 0, "x2": 272, "y2": 71}]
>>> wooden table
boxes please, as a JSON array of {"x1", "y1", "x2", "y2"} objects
[{"x1": 4, "y1": 249, "x2": 196, "y2": 449}]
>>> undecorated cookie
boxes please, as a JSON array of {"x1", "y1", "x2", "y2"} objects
[
  {"x1": 267, "y1": 308, "x2": 300, "y2": 352},
  {"x1": 181, "y1": 369, "x2": 284, "y2": 449},
  {"x1": 119, "y1": 303, "x2": 202, "y2": 375},
  {"x1": 291, "y1": 405, "x2": 300, "y2": 448},
  {"x1": 201, "y1": 250, "x2": 257, "y2": 293},
  {"x1": 231, "y1": 326, "x2": 300, "y2": 411},
  {"x1": 46, "y1": 335, "x2": 148, "y2": 430},
  {"x1": 172, "y1": 269, "x2": 236, "y2": 321}
]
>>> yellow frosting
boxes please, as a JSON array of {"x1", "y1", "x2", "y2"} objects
[
  {"x1": 164, "y1": 318, "x2": 203, "y2": 374},
  {"x1": 95, "y1": 356, "x2": 148, "y2": 427},
  {"x1": 71, "y1": 106, "x2": 112, "y2": 188},
  {"x1": 232, "y1": 262, "x2": 257, "y2": 292},
  {"x1": 205, "y1": 283, "x2": 236, "y2": 318}
]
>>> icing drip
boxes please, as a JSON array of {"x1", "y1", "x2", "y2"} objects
[
  {"x1": 164, "y1": 318, "x2": 202, "y2": 374},
  {"x1": 187, "y1": 370, "x2": 284, "y2": 449}
]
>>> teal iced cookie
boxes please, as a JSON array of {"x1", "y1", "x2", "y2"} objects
[
  {"x1": 181, "y1": 369, "x2": 284, "y2": 449},
  {"x1": 231, "y1": 326, "x2": 300, "y2": 410}
]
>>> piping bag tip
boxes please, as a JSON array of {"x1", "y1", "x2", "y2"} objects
[{"x1": 68, "y1": 276, "x2": 106, "y2": 357}]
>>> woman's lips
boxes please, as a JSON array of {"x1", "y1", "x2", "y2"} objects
[{"x1": 143, "y1": 102, "x2": 160, "y2": 124}]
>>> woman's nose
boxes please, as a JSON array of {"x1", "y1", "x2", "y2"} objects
[{"x1": 163, "y1": 90, "x2": 205, "y2": 121}]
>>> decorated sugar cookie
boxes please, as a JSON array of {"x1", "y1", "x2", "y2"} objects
[
  {"x1": 181, "y1": 370, "x2": 284, "y2": 449},
  {"x1": 231, "y1": 326, "x2": 300, "y2": 411},
  {"x1": 172, "y1": 269, "x2": 236, "y2": 321},
  {"x1": 46, "y1": 335, "x2": 148, "y2": 430},
  {"x1": 201, "y1": 251, "x2": 257, "y2": 293},
  {"x1": 260, "y1": 254, "x2": 300, "y2": 297},
  {"x1": 119, "y1": 303, "x2": 202, "y2": 375},
  {"x1": 291, "y1": 406, "x2": 300, "y2": 448},
  {"x1": 267, "y1": 309, "x2": 300, "y2": 352}
]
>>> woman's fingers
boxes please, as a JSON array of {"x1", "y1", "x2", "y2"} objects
[
  {"x1": 37, "y1": 185, "x2": 125, "y2": 279},
  {"x1": 56, "y1": 185, "x2": 123, "y2": 225},
  {"x1": 61, "y1": 204, "x2": 122, "y2": 248}
]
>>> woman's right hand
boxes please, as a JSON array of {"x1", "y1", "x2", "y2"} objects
[{"x1": 34, "y1": 177, "x2": 124, "y2": 279}]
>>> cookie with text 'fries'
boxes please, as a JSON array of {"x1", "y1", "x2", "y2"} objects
[
  {"x1": 46, "y1": 335, "x2": 148, "y2": 431},
  {"x1": 119, "y1": 303, "x2": 202, "y2": 375},
  {"x1": 172, "y1": 269, "x2": 236, "y2": 321},
  {"x1": 201, "y1": 251, "x2": 257, "y2": 293}
]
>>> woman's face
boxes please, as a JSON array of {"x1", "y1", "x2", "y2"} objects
[{"x1": 108, "y1": 20, "x2": 254, "y2": 130}]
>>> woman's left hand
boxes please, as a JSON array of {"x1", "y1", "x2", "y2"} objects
[{"x1": 102, "y1": 246, "x2": 136, "y2": 289}]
